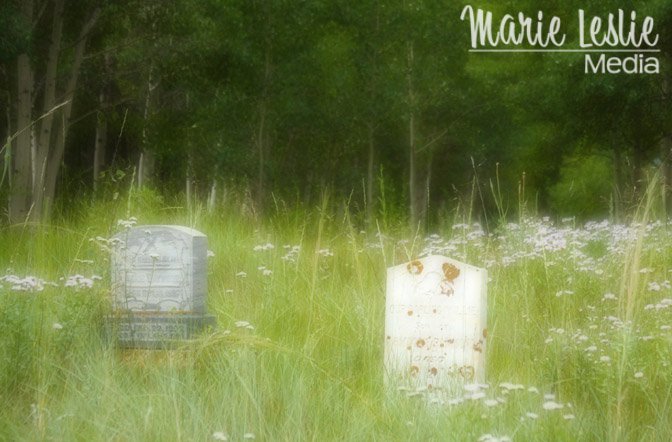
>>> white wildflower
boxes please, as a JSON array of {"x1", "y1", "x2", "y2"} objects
[
  {"x1": 117, "y1": 217, "x2": 137, "y2": 229},
  {"x1": 317, "y1": 248, "x2": 334, "y2": 257},
  {"x1": 464, "y1": 383, "x2": 488, "y2": 392},
  {"x1": 648, "y1": 282, "x2": 662, "y2": 292},
  {"x1": 478, "y1": 434, "x2": 512, "y2": 442},
  {"x1": 235, "y1": 321, "x2": 254, "y2": 331},
  {"x1": 542, "y1": 401, "x2": 564, "y2": 410},
  {"x1": 499, "y1": 382, "x2": 524, "y2": 391}
]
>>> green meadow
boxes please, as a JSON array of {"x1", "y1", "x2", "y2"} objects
[{"x1": 1, "y1": 187, "x2": 671, "y2": 442}]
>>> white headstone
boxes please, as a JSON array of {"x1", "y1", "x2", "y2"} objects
[
  {"x1": 384, "y1": 255, "x2": 487, "y2": 390},
  {"x1": 108, "y1": 225, "x2": 214, "y2": 348},
  {"x1": 112, "y1": 225, "x2": 207, "y2": 313}
]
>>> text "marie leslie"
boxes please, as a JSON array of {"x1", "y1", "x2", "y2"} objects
[{"x1": 460, "y1": 6, "x2": 659, "y2": 49}]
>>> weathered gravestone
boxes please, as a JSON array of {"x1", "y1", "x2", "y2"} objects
[
  {"x1": 107, "y1": 225, "x2": 215, "y2": 348},
  {"x1": 384, "y1": 255, "x2": 487, "y2": 391}
]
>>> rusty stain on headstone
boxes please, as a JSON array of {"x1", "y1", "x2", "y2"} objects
[
  {"x1": 442, "y1": 262, "x2": 460, "y2": 281},
  {"x1": 407, "y1": 260, "x2": 424, "y2": 275}
]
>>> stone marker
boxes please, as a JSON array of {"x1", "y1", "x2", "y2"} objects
[
  {"x1": 384, "y1": 255, "x2": 487, "y2": 391},
  {"x1": 107, "y1": 225, "x2": 215, "y2": 348}
]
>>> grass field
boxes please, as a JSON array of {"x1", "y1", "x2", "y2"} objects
[{"x1": 1, "y1": 190, "x2": 671, "y2": 441}]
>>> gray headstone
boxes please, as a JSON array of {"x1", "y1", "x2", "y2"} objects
[{"x1": 107, "y1": 225, "x2": 215, "y2": 348}]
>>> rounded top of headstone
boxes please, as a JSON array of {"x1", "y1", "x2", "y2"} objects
[
  {"x1": 114, "y1": 225, "x2": 206, "y2": 239},
  {"x1": 387, "y1": 255, "x2": 485, "y2": 273}
]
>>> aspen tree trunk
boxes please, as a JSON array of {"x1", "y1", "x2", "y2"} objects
[
  {"x1": 138, "y1": 68, "x2": 157, "y2": 188},
  {"x1": 93, "y1": 54, "x2": 112, "y2": 193},
  {"x1": 256, "y1": 47, "x2": 271, "y2": 210},
  {"x1": 9, "y1": 0, "x2": 35, "y2": 223},
  {"x1": 32, "y1": 0, "x2": 65, "y2": 221},
  {"x1": 632, "y1": 142, "x2": 644, "y2": 201},
  {"x1": 407, "y1": 41, "x2": 419, "y2": 228},
  {"x1": 366, "y1": 124, "x2": 375, "y2": 225},
  {"x1": 93, "y1": 99, "x2": 108, "y2": 194},
  {"x1": 41, "y1": 7, "x2": 100, "y2": 219},
  {"x1": 612, "y1": 147, "x2": 623, "y2": 221},
  {"x1": 186, "y1": 154, "x2": 193, "y2": 212},
  {"x1": 11, "y1": 52, "x2": 34, "y2": 223},
  {"x1": 365, "y1": 3, "x2": 381, "y2": 227},
  {"x1": 8, "y1": 1, "x2": 99, "y2": 222},
  {"x1": 207, "y1": 179, "x2": 217, "y2": 214}
]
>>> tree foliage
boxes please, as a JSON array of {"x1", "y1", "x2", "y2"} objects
[{"x1": 2, "y1": 0, "x2": 671, "y2": 225}]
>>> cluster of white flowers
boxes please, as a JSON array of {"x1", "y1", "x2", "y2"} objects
[
  {"x1": 420, "y1": 224, "x2": 488, "y2": 262},
  {"x1": 0, "y1": 275, "x2": 55, "y2": 292},
  {"x1": 62, "y1": 274, "x2": 102, "y2": 290},
  {"x1": 281, "y1": 245, "x2": 301, "y2": 263},
  {"x1": 1, "y1": 273, "x2": 103, "y2": 293},
  {"x1": 253, "y1": 243, "x2": 275, "y2": 252},
  {"x1": 234, "y1": 320, "x2": 255, "y2": 330},
  {"x1": 316, "y1": 248, "x2": 334, "y2": 257},
  {"x1": 116, "y1": 217, "x2": 138, "y2": 229},
  {"x1": 89, "y1": 235, "x2": 124, "y2": 253}
]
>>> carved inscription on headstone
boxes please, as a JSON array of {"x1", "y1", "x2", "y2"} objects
[
  {"x1": 112, "y1": 225, "x2": 206, "y2": 312},
  {"x1": 384, "y1": 255, "x2": 487, "y2": 390},
  {"x1": 107, "y1": 225, "x2": 214, "y2": 348}
]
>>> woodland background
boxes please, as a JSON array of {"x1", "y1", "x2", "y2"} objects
[{"x1": 2, "y1": 0, "x2": 672, "y2": 227}]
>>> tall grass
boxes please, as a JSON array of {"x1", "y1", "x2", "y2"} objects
[{"x1": 1, "y1": 184, "x2": 671, "y2": 441}]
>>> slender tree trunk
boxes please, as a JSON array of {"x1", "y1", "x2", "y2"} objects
[
  {"x1": 186, "y1": 153, "x2": 193, "y2": 212},
  {"x1": 207, "y1": 179, "x2": 217, "y2": 214},
  {"x1": 257, "y1": 100, "x2": 266, "y2": 208},
  {"x1": 365, "y1": 3, "x2": 380, "y2": 227},
  {"x1": 407, "y1": 41, "x2": 419, "y2": 228},
  {"x1": 93, "y1": 98, "x2": 108, "y2": 193},
  {"x1": 9, "y1": 0, "x2": 35, "y2": 224},
  {"x1": 422, "y1": 152, "x2": 433, "y2": 227},
  {"x1": 11, "y1": 54, "x2": 34, "y2": 223},
  {"x1": 32, "y1": 0, "x2": 65, "y2": 221},
  {"x1": 612, "y1": 147, "x2": 623, "y2": 221},
  {"x1": 256, "y1": 47, "x2": 272, "y2": 210},
  {"x1": 366, "y1": 124, "x2": 375, "y2": 225},
  {"x1": 632, "y1": 143, "x2": 644, "y2": 201},
  {"x1": 41, "y1": 7, "x2": 100, "y2": 219},
  {"x1": 93, "y1": 54, "x2": 112, "y2": 193},
  {"x1": 138, "y1": 67, "x2": 157, "y2": 188}
]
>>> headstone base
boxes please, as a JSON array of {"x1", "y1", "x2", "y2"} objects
[{"x1": 105, "y1": 313, "x2": 216, "y2": 349}]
